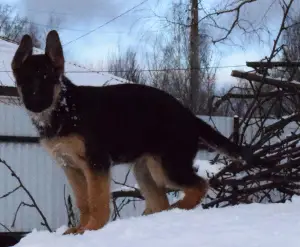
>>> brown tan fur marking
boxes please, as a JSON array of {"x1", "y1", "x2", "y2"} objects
[
  {"x1": 170, "y1": 179, "x2": 208, "y2": 210},
  {"x1": 62, "y1": 167, "x2": 89, "y2": 235},
  {"x1": 40, "y1": 134, "x2": 86, "y2": 170},
  {"x1": 76, "y1": 170, "x2": 110, "y2": 233},
  {"x1": 145, "y1": 156, "x2": 168, "y2": 187},
  {"x1": 41, "y1": 134, "x2": 89, "y2": 234},
  {"x1": 136, "y1": 155, "x2": 208, "y2": 213},
  {"x1": 41, "y1": 134, "x2": 111, "y2": 234},
  {"x1": 134, "y1": 155, "x2": 170, "y2": 215}
]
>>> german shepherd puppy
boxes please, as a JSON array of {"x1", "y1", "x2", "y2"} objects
[{"x1": 11, "y1": 30, "x2": 252, "y2": 234}]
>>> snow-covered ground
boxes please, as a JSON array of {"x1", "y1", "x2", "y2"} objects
[{"x1": 14, "y1": 196, "x2": 300, "y2": 247}]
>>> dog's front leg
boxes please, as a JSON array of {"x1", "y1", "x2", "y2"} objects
[
  {"x1": 62, "y1": 166, "x2": 90, "y2": 235},
  {"x1": 76, "y1": 163, "x2": 111, "y2": 234}
]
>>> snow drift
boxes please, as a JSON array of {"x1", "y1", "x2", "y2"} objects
[{"x1": 14, "y1": 196, "x2": 300, "y2": 247}]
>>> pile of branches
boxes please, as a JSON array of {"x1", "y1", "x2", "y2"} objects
[
  {"x1": 204, "y1": 62, "x2": 300, "y2": 209},
  {"x1": 200, "y1": 0, "x2": 300, "y2": 209}
]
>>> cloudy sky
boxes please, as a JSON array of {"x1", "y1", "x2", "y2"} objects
[{"x1": 1, "y1": 0, "x2": 297, "y2": 88}]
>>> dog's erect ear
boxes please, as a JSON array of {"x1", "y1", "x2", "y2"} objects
[
  {"x1": 11, "y1": 34, "x2": 33, "y2": 71},
  {"x1": 45, "y1": 30, "x2": 64, "y2": 72}
]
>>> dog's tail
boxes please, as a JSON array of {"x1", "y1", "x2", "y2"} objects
[{"x1": 196, "y1": 118, "x2": 268, "y2": 167}]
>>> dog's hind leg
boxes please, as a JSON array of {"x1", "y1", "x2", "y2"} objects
[
  {"x1": 160, "y1": 153, "x2": 209, "y2": 211},
  {"x1": 133, "y1": 155, "x2": 170, "y2": 215},
  {"x1": 169, "y1": 176, "x2": 208, "y2": 210}
]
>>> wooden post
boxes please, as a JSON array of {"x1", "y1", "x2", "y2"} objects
[
  {"x1": 233, "y1": 115, "x2": 240, "y2": 145},
  {"x1": 189, "y1": 0, "x2": 200, "y2": 113}
]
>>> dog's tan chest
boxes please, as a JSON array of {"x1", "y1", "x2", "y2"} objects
[{"x1": 40, "y1": 134, "x2": 87, "y2": 169}]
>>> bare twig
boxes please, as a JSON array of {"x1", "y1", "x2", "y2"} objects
[
  {"x1": 0, "y1": 222, "x2": 11, "y2": 232},
  {"x1": 0, "y1": 185, "x2": 21, "y2": 199},
  {"x1": 0, "y1": 158, "x2": 52, "y2": 232},
  {"x1": 11, "y1": 202, "x2": 35, "y2": 228}
]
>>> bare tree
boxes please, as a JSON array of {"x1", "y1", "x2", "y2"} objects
[
  {"x1": 153, "y1": 0, "x2": 277, "y2": 47},
  {"x1": 219, "y1": 7, "x2": 300, "y2": 120},
  {"x1": 212, "y1": 79, "x2": 251, "y2": 117},
  {"x1": 107, "y1": 46, "x2": 146, "y2": 84},
  {"x1": 40, "y1": 14, "x2": 63, "y2": 49},
  {"x1": 145, "y1": 0, "x2": 218, "y2": 115},
  {"x1": 0, "y1": 4, "x2": 14, "y2": 34},
  {"x1": 282, "y1": 11, "x2": 300, "y2": 80},
  {"x1": 24, "y1": 22, "x2": 42, "y2": 48},
  {"x1": 2, "y1": 14, "x2": 28, "y2": 43},
  {"x1": 0, "y1": 4, "x2": 63, "y2": 49},
  {"x1": 0, "y1": 4, "x2": 37, "y2": 46}
]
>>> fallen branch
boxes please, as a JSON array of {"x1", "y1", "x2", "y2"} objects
[
  {"x1": 263, "y1": 113, "x2": 300, "y2": 134},
  {"x1": 111, "y1": 188, "x2": 178, "y2": 200},
  {"x1": 247, "y1": 61, "x2": 300, "y2": 69},
  {"x1": 231, "y1": 70, "x2": 300, "y2": 90},
  {"x1": 112, "y1": 190, "x2": 144, "y2": 200}
]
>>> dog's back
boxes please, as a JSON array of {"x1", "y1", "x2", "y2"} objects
[{"x1": 60, "y1": 80, "x2": 200, "y2": 164}]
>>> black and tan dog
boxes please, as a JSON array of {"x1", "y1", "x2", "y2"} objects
[{"x1": 11, "y1": 30, "x2": 254, "y2": 235}]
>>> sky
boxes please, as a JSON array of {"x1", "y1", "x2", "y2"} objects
[{"x1": 0, "y1": 0, "x2": 297, "y2": 89}]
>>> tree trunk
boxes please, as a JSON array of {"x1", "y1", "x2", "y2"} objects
[{"x1": 189, "y1": 0, "x2": 200, "y2": 113}]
